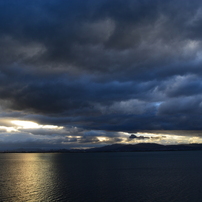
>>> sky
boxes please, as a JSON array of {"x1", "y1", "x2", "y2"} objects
[{"x1": 1, "y1": 0, "x2": 202, "y2": 150}]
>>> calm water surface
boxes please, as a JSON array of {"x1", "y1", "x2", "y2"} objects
[{"x1": 0, "y1": 151, "x2": 202, "y2": 202}]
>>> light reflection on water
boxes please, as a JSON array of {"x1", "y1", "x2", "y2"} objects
[
  {"x1": 0, "y1": 153, "x2": 60, "y2": 201},
  {"x1": 0, "y1": 152, "x2": 202, "y2": 201}
]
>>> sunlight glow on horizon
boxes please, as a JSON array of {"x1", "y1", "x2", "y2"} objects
[
  {"x1": 0, "y1": 120, "x2": 202, "y2": 147},
  {"x1": 0, "y1": 126, "x2": 17, "y2": 132},
  {"x1": 97, "y1": 137, "x2": 108, "y2": 142},
  {"x1": 11, "y1": 120, "x2": 63, "y2": 130}
]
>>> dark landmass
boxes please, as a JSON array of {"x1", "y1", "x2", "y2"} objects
[
  {"x1": 3, "y1": 143, "x2": 202, "y2": 153},
  {"x1": 85, "y1": 143, "x2": 202, "y2": 152}
]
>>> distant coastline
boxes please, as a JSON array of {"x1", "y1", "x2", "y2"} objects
[{"x1": 2, "y1": 143, "x2": 202, "y2": 153}]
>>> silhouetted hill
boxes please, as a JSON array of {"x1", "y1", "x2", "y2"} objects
[
  {"x1": 3, "y1": 143, "x2": 202, "y2": 153},
  {"x1": 85, "y1": 143, "x2": 202, "y2": 152}
]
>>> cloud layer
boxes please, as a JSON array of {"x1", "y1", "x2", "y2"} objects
[{"x1": 0, "y1": 0, "x2": 202, "y2": 149}]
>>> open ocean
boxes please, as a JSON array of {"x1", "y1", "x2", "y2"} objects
[{"x1": 0, "y1": 151, "x2": 202, "y2": 202}]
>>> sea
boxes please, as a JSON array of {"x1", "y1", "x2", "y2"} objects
[{"x1": 0, "y1": 151, "x2": 202, "y2": 202}]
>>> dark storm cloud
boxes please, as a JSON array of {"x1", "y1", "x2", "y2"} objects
[
  {"x1": 0, "y1": 0, "x2": 200, "y2": 75},
  {"x1": 158, "y1": 96, "x2": 202, "y2": 115},
  {"x1": 0, "y1": 0, "x2": 202, "y2": 136}
]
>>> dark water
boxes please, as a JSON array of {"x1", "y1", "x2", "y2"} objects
[{"x1": 0, "y1": 151, "x2": 202, "y2": 202}]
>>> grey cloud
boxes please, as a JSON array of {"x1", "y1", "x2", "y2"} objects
[
  {"x1": 129, "y1": 134, "x2": 137, "y2": 139},
  {"x1": 158, "y1": 96, "x2": 202, "y2": 115},
  {"x1": 129, "y1": 134, "x2": 150, "y2": 140},
  {"x1": 160, "y1": 75, "x2": 202, "y2": 98}
]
